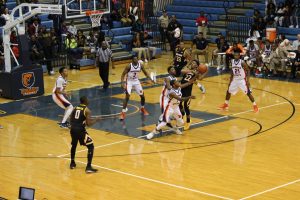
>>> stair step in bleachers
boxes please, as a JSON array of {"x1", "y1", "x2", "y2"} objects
[
  {"x1": 6, "y1": 2, "x2": 17, "y2": 11},
  {"x1": 172, "y1": 0, "x2": 236, "y2": 8}
]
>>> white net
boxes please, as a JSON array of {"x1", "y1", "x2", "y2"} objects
[{"x1": 89, "y1": 12, "x2": 103, "y2": 28}]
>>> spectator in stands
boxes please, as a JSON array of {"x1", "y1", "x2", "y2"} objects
[
  {"x1": 119, "y1": 8, "x2": 132, "y2": 26},
  {"x1": 129, "y1": 1, "x2": 139, "y2": 23},
  {"x1": 132, "y1": 18, "x2": 144, "y2": 34},
  {"x1": 29, "y1": 35, "x2": 44, "y2": 62},
  {"x1": 77, "y1": 30, "x2": 86, "y2": 48},
  {"x1": 268, "y1": 44, "x2": 287, "y2": 76},
  {"x1": 39, "y1": 27, "x2": 55, "y2": 75},
  {"x1": 96, "y1": 41, "x2": 112, "y2": 91},
  {"x1": 132, "y1": 32, "x2": 151, "y2": 62},
  {"x1": 158, "y1": 10, "x2": 169, "y2": 44},
  {"x1": 28, "y1": 18, "x2": 40, "y2": 37},
  {"x1": 1, "y1": 8, "x2": 10, "y2": 23},
  {"x1": 246, "y1": 40, "x2": 262, "y2": 73},
  {"x1": 291, "y1": 45, "x2": 300, "y2": 78},
  {"x1": 10, "y1": 30, "x2": 18, "y2": 44},
  {"x1": 261, "y1": 39, "x2": 272, "y2": 68},
  {"x1": 253, "y1": 9, "x2": 262, "y2": 24},
  {"x1": 216, "y1": 37, "x2": 229, "y2": 71},
  {"x1": 265, "y1": 1, "x2": 276, "y2": 24},
  {"x1": 212, "y1": 32, "x2": 223, "y2": 65},
  {"x1": 195, "y1": 11, "x2": 208, "y2": 39},
  {"x1": 192, "y1": 32, "x2": 209, "y2": 64},
  {"x1": 289, "y1": 0, "x2": 299, "y2": 28},
  {"x1": 292, "y1": 34, "x2": 300, "y2": 50},
  {"x1": 61, "y1": 21, "x2": 68, "y2": 35},
  {"x1": 225, "y1": 42, "x2": 245, "y2": 70},
  {"x1": 256, "y1": 17, "x2": 266, "y2": 37},
  {"x1": 65, "y1": 33, "x2": 84, "y2": 60},
  {"x1": 50, "y1": 28, "x2": 59, "y2": 56},
  {"x1": 167, "y1": 15, "x2": 182, "y2": 57},
  {"x1": 274, "y1": 2, "x2": 287, "y2": 27},
  {"x1": 67, "y1": 20, "x2": 77, "y2": 36}
]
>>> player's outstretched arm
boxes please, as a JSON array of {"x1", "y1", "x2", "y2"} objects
[
  {"x1": 85, "y1": 108, "x2": 101, "y2": 127},
  {"x1": 141, "y1": 65, "x2": 155, "y2": 84}
]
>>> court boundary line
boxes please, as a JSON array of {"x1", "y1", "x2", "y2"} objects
[
  {"x1": 60, "y1": 157, "x2": 233, "y2": 200},
  {"x1": 57, "y1": 101, "x2": 288, "y2": 158},
  {"x1": 239, "y1": 179, "x2": 300, "y2": 200}
]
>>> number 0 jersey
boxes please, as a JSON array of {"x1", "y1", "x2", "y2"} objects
[
  {"x1": 70, "y1": 104, "x2": 87, "y2": 130},
  {"x1": 231, "y1": 59, "x2": 246, "y2": 80}
]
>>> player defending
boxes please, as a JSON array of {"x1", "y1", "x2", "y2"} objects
[
  {"x1": 52, "y1": 67, "x2": 73, "y2": 128},
  {"x1": 160, "y1": 66, "x2": 177, "y2": 113},
  {"x1": 146, "y1": 79, "x2": 196, "y2": 140},
  {"x1": 219, "y1": 51, "x2": 259, "y2": 112},
  {"x1": 180, "y1": 60, "x2": 205, "y2": 130},
  {"x1": 120, "y1": 56, "x2": 155, "y2": 120},
  {"x1": 69, "y1": 96, "x2": 101, "y2": 173}
]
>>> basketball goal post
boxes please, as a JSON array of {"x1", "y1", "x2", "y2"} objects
[{"x1": 2, "y1": 3, "x2": 63, "y2": 73}]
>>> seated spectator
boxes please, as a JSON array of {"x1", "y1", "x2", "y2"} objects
[
  {"x1": 10, "y1": 30, "x2": 18, "y2": 44},
  {"x1": 132, "y1": 19, "x2": 144, "y2": 34},
  {"x1": 292, "y1": 34, "x2": 300, "y2": 50},
  {"x1": 29, "y1": 35, "x2": 44, "y2": 62},
  {"x1": 143, "y1": 31, "x2": 157, "y2": 58},
  {"x1": 212, "y1": 32, "x2": 223, "y2": 66},
  {"x1": 246, "y1": 40, "x2": 262, "y2": 73},
  {"x1": 119, "y1": 8, "x2": 132, "y2": 26},
  {"x1": 216, "y1": 37, "x2": 229, "y2": 71},
  {"x1": 28, "y1": 18, "x2": 40, "y2": 37},
  {"x1": 191, "y1": 32, "x2": 209, "y2": 64},
  {"x1": 132, "y1": 32, "x2": 151, "y2": 62},
  {"x1": 261, "y1": 39, "x2": 272, "y2": 66},
  {"x1": 77, "y1": 30, "x2": 86, "y2": 48},
  {"x1": 265, "y1": 1, "x2": 276, "y2": 24},
  {"x1": 195, "y1": 11, "x2": 208, "y2": 39},
  {"x1": 280, "y1": 39, "x2": 293, "y2": 51},
  {"x1": 274, "y1": 2, "x2": 287, "y2": 26},
  {"x1": 253, "y1": 9, "x2": 262, "y2": 24},
  {"x1": 268, "y1": 44, "x2": 288, "y2": 76},
  {"x1": 289, "y1": 0, "x2": 299, "y2": 28},
  {"x1": 225, "y1": 42, "x2": 246, "y2": 69},
  {"x1": 67, "y1": 20, "x2": 77, "y2": 36},
  {"x1": 129, "y1": 1, "x2": 139, "y2": 23},
  {"x1": 291, "y1": 45, "x2": 300, "y2": 78},
  {"x1": 65, "y1": 33, "x2": 84, "y2": 59}
]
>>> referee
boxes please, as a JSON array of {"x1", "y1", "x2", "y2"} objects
[{"x1": 96, "y1": 41, "x2": 112, "y2": 91}]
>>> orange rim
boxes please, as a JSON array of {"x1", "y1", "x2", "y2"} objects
[{"x1": 85, "y1": 10, "x2": 103, "y2": 16}]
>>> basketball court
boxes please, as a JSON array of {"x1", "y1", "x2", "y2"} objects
[{"x1": 0, "y1": 0, "x2": 300, "y2": 199}]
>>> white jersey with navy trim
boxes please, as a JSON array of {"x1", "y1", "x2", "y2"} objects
[
  {"x1": 247, "y1": 44, "x2": 259, "y2": 58},
  {"x1": 127, "y1": 62, "x2": 141, "y2": 81},
  {"x1": 264, "y1": 45, "x2": 272, "y2": 57},
  {"x1": 231, "y1": 59, "x2": 246, "y2": 80},
  {"x1": 167, "y1": 88, "x2": 182, "y2": 108},
  {"x1": 53, "y1": 75, "x2": 67, "y2": 93}
]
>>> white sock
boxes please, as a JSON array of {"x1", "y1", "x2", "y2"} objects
[
  {"x1": 197, "y1": 83, "x2": 202, "y2": 88},
  {"x1": 156, "y1": 121, "x2": 167, "y2": 131},
  {"x1": 253, "y1": 102, "x2": 256, "y2": 106},
  {"x1": 225, "y1": 100, "x2": 229, "y2": 105},
  {"x1": 62, "y1": 105, "x2": 73, "y2": 123},
  {"x1": 122, "y1": 108, "x2": 127, "y2": 112}
]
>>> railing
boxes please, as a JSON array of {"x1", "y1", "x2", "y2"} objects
[
  {"x1": 153, "y1": 0, "x2": 173, "y2": 15},
  {"x1": 225, "y1": 16, "x2": 252, "y2": 44},
  {"x1": 144, "y1": 15, "x2": 166, "y2": 50}
]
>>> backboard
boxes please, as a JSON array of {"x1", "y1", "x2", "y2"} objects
[{"x1": 63, "y1": 0, "x2": 111, "y2": 19}]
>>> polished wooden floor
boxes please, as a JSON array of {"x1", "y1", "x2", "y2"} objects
[{"x1": 0, "y1": 52, "x2": 300, "y2": 200}]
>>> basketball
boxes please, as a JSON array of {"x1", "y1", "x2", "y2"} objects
[{"x1": 198, "y1": 64, "x2": 208, "y2": 74}]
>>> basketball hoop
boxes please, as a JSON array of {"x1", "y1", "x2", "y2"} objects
[{"x1": 86, "y1": 10, "x2": 104, "y2": 28}]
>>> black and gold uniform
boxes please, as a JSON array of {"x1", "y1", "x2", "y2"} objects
[
  {"x1": 179, "y1": 70, "x2": 197, "y2": 123},
  {"x1": 70, "y1": 104, "x2": 93, "y2": 146},
  {"x1": 174, "y1": 47, "x2": 187, "y2": 77}
]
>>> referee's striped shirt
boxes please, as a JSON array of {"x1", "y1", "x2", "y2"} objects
[{"x1": 97, "y1": 47, "x2": 112, "y2": 63}]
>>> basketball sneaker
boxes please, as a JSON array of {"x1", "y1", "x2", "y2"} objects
[
  {"x1": 146, "y1": 130, "x2": 158, "y2": 140},
  {"x1": 85, "y1": 166, "x2": 98, "y2": 174},
  {"x1": 172, "y1": 127, "x2": 182, "y2": 135},
  {"x1": 253, "y1": 105, "x2": 259, "y2": 113},
  {"x1": 70, "y1": 161, "x2": 76, "y2": 169},
  {"x1": 184, "y1": 122, "x2": 191, "y2": 130},
  {"x1": 218, "y1": 103, "x2": 229, "y2": 111},
  {"x1": 59, "y1": 122, "x2": 70, "y2": 129},
  {"x1": 119, "y1": 112, "x2": 126, "y2": 120},
  {"x1": 199, "y1": 85, "x2": 206, "y2": 94},
  {"x1": 140, "y1": 107, "x2": 149, "y2": 115}
]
